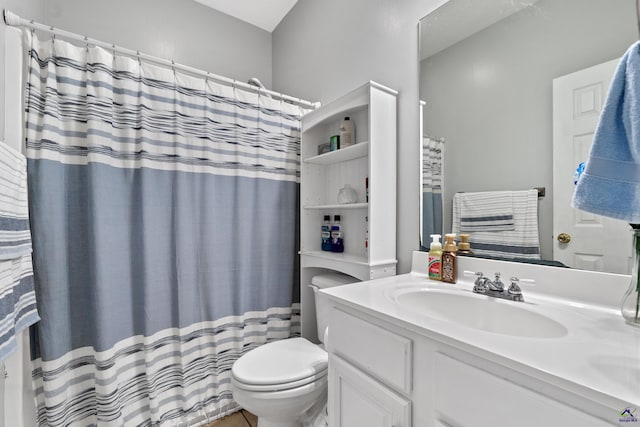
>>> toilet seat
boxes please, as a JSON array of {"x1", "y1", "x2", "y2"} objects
[{"x1": 231, "y1": 338, "x2": 328, "y2": 392}]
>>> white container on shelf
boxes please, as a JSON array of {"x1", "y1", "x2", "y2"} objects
[{"x1": 339, "y1": 116, "x2": 355, "y2": 148}]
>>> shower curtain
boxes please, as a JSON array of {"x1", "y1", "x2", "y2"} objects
[
  {"x1": 422, "y1": 136, "x2": 444, "y2": 248},
  {"x1": 25, "y1": 32, "x2": 310, "y2": 426}
]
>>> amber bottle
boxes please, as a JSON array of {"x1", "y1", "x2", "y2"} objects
[{"x1": 441, "y1": 233, "x2": 458, "y2": 284}]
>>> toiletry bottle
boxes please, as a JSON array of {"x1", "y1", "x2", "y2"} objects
[
  {"x1": 321, "y1": 215, "x2": 332, "y2": 251},
  {"x1": 428, "y1": 234, "x2": 442, "y2": 281},
  {"x1": 365, "y1": 177, "x2": 369, "y2": 202},
  {"x1": 330, "y1": 135, "x2": 340, "y2": 151},
  {"x1": 441, "y1": 233, "x2": 458, "y2": 284},
  {"x1": 339, "y1": 116, "x2": 355, "y2": 148},
  {"x1": 458, "y1": 233, "x2": 473, "y2": 255},
  {"x1": 364, "y1": 215, "x2": 369, "y2": 257},
  {"x1": 331, "y1": 215, "x2": 344, "y2": 252}
]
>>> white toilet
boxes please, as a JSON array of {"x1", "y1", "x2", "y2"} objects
[{"x1": 231, "y1": 272, "x2": 359, "y2": 427}]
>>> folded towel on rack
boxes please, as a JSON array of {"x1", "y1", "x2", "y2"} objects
[
  {"x1": 459, "y1": 214, "x2": 515, "y2": 232},
  {"x1": 453, "y1": 190, "x2": 540, "y2": 259},
  {"x1": 455, "y1": 192, "x2": 515, "y2": 232},
  {"x1": 0, "y1": 142, "x2": 39, "y2": 362},
  {"x1": 573, "y1": 41, "x2": 640, "y2": 222}
]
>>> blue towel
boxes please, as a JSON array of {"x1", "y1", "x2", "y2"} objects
[{"x1": 573, "y1": 41, "x2": 640, "y2": 222}]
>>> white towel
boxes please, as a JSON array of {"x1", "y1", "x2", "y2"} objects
[
  {"x1": 455, "y1": 191, "x2": 515, "y2": 232},
  {"x1": 452, "y1": 190, "x2": 540, "y2": 259},
  {"x1": 0, "y1": 142, "x2": 39, "y2": 362}
]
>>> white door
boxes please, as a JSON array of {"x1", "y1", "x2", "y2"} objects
[{"x1": 552, "y1": 59, "x2": 632, "y2": 274}]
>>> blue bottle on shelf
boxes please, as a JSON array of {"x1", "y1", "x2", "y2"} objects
[
  {"x1": 321, "y1": 215, "x2": 332, "y2": 251},
  {"x1": 331, "y1": 215, "x2": 344, "y2": 253}
]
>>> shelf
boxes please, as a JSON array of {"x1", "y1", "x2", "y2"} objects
[
  {"x1": 300, "y1": 251, "x2": 369, "y2": 266},
  {"x1": 303, "y1": 142, "x2": 368, "y2": 165},
  {"x1": 303, "y1": 203, "x2": 368, "y2": 210},
  {"x1": 299, "y1": 81, "x2": 398, "y2": 339},
  {"x1": 301, "y1": 81, "x2": 397, "y2": 132}
]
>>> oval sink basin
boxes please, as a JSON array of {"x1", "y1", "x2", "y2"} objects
[{"x1": 391, "y1": 288, "x2": 568, "y2": 339}]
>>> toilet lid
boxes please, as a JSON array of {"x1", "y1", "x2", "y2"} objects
[{"x1": 232, "y1": 338, "x2": 328, "y2": 388}]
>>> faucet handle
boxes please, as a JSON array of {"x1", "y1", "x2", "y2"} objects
[
  {"x1": 508, "y1": 277, "x2": 525, "y2": 302},
  {"x1": 508, "y1": 277, "x2": 522, "y2": 295}
]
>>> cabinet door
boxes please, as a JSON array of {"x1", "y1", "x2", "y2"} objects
[
  {"x1": 433, "y1": 352, "x2": 612, "y2": 427},
  {"x1": 329, "y1": 354, "x2": 411, "y2": 427}
]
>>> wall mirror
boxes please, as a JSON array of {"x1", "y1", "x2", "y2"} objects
[{"x1": 419, "y1": 0, "x2": 637, "y2": 274}]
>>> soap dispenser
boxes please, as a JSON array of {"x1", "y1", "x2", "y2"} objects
[
  {"x1": 441, "y1": 233, "x2": 458, "y2": 284},
  {"x1": 428, "y1": 234, "x2": 442, "y2": 281},
  {"x1": 458, "y1": 233, "x2": 473, "y2": 255}
]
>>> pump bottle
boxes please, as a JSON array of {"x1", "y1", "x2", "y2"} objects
[
  {"x1": 428, "y1": 234, "x2": 442, "y2": 281},
  {"x1": 441, "y1": 233, "x2": 458, "y2": 284},
  {"x1": 458, "y1": 233, "x2": 473, "y2": 255}
]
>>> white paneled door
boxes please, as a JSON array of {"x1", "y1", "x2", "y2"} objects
[{"x1": 552, "y1": 58, "x2": 632, "y2": 274}]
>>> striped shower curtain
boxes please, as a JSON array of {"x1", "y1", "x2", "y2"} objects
[
  {"x1": 25, "y1": 32, "x2": 309, "y2": 426},
  {"x1": 422, "y1": 136, "x2": 444, "y2": 248}
]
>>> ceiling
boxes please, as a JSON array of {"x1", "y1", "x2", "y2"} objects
[{"x1": 194, "y1": 0, "x2": 298, "y2": 32}]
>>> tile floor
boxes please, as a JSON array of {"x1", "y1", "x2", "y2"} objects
[{"x1": 204, "y1": 409, "x2": 257, "y2": 427}]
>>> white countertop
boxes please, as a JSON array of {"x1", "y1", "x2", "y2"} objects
[{"x1": 321, "y1": 252, "x2": 640, "y2": 408}]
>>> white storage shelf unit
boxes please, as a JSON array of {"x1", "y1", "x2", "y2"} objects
[{"x1": 299, "y1": 81, "x2": 397, "y2": 341}]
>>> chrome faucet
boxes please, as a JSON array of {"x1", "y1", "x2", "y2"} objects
[{"x1": 472, "y1": 272, "x2": 524, "y2": 302}]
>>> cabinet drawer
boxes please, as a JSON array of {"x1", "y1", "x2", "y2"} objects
[{"x1": 329, "y1": 308, "x2": 412, "y2": 394}]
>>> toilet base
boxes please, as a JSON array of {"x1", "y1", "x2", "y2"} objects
[
  {"x1": 256, "y1": 419, "x2": 298, "y2": 427},
  {"x1": 256, "y1": 395, "x2": 327, "y2": 427}
]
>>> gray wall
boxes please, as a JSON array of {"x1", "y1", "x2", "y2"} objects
[
  {"x1": 273, "y1": 0, "x2": 445, "y2": 274},
  {"x1": 420, "y1": 0, "x2": 636, "y2": 260},
  {"x1": 0, "y1": 0, "x2": 272, "y2": 140}
]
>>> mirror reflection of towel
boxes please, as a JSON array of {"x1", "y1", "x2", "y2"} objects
[
  {"x1": 455, "y1": 192, "x2": 515, "y2": 232},
  {"x1": 460, "y1": 214, "x2": 515, "y2": 232},
  {"x1": 453, "y1": 190, "x2": 540, "y2": 259}
]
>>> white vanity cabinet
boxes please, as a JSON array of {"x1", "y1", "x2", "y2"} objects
[
  {"x1": 327, "y1": 304, "x2": 617, "y2": 427},
  {"x1": 299, "y1": 81, "x2": 397, "y2": 340}
]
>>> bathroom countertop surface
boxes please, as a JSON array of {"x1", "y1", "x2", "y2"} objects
[{"x1": 321, "y1": 271, "x2": 640, "y2": 408}]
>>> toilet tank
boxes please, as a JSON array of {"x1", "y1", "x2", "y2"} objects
[{"x1": 310, "y1": 272, "x2": 359, "y2": 343}]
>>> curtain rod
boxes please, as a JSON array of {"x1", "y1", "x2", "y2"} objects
[{"x1": 3, "y1": 9, "x2": 320, "y2": 110}]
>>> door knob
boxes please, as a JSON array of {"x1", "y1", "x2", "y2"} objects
[{"x1": 557, "y1": 232, "x2": 571, "y2": 244}]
